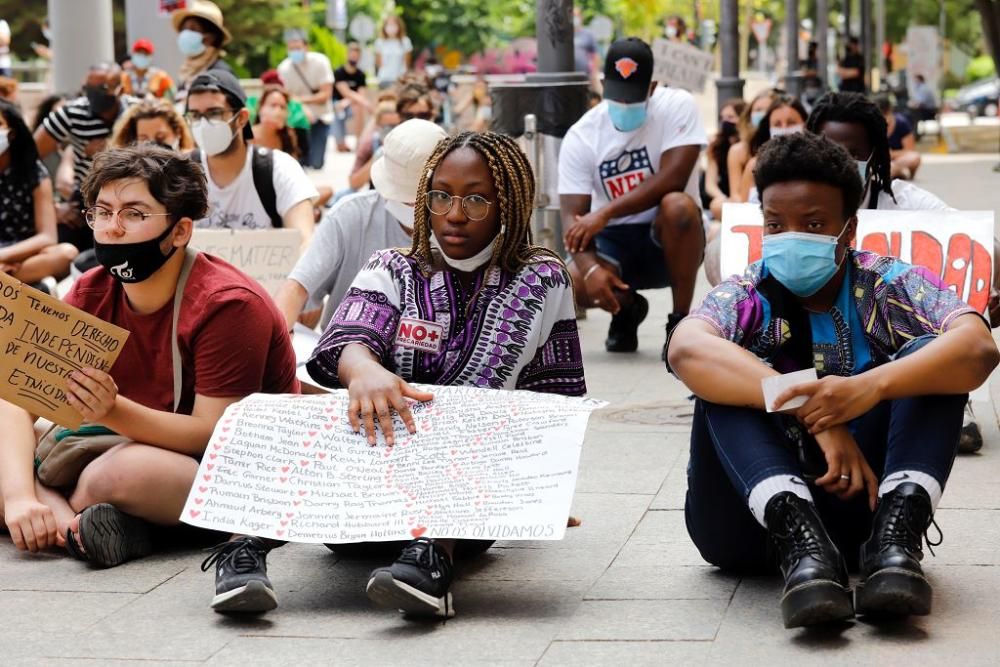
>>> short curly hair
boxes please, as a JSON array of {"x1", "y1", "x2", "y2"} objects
[
  {"x1": 81, "y1": 144, "x2": 208, "y2": 223},
  {"x1": 753, "y1": 132, "x2": 863, "y2": 220}
]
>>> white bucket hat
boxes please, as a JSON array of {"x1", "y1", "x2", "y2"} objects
[{"x1": 371, "y1": 119, "x2": 448, "y2": 204}]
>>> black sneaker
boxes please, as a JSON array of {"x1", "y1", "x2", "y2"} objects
[
  {"x1": 765, "y1": 492, "x2": 854, "y2": 628},
  {"x1": 201, "y1": 536, "x2": 277, "y2": 613},
  {"x1": 856, "y1": 482, "x2": 937, "y2": 617},
  {"x1": 958, "y1": 402, "x2": 983, "y2": 453},
  {"x1": 660, "y1": 312, "x2": 687, "y2": 362},
  {"x1": 366, "y1": 538, "x2": 455, "y2": 618},
  {"x1": 67, "y1": 503, "x2": 154, "y2": 568},
  {"x1": 605, "y1": 292, "x2": 649, "y2": 352}
]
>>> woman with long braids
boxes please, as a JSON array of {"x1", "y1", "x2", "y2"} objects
[{"x1": 203, "y1": 132, "x2": 586, "y2": 618}]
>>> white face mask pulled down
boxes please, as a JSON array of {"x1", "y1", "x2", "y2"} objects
[
  {"x1": 0, "y1": 129, "x2": 9, "y2": 155},
  {"x1": 384, "y1": 199, "x2": 415, "y2": 230},
  {"x1": 430, "y1": 230, "x2": 502, "y2": 272}
]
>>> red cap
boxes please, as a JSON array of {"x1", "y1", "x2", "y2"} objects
[{"x1": 131, "y1": 39, "x2": 155, "y2": 54}]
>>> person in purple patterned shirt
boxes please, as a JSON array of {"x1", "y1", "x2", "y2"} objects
[
  {"x1": 667, "y1": 132, "x2": 998, "y2": 629},
  {"x1": 204, "y1": 132, "x2": 585, "y2": 619}
]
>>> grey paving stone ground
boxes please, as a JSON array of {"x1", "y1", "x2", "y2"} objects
[{"x1": 3, "y1": 156, "x2": 999, "y2": 664}]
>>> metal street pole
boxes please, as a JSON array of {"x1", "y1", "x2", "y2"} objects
[
  {"x1": 875, "y1": 0, "x2": 886, "y2": 88},
  {"x1": 860, "y1": 0, "x2": 872, "y2": 93},
  {"x1": 784, "y1": 0, "x2": 803, "y2": 95},
  {"x1": 716, "y1": 0, "x2": 744, "y2": 116},
  {"x1": 48, "y1": 0, "x2": 115, "y2": 93},
  {"x1": 817, "y1": 0, "x2": 830, "y2": 89},
  {"x1": 535, "y1": 0, "x2": 574, "y2": 73},
  {"x1": 844, "y1": 0, "x2": 852, "y2": 39}
]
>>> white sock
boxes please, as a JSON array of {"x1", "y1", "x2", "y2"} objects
[
  {"x1": 748, "y1": 474, "x2": 814, "y2": 528},
  {"x1": 879, "y1": 470, "x2": 943, "y2": 511}
]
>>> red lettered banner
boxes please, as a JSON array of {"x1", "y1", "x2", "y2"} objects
[{"x1": 720, "y1": 204, "x2": 995, "y2": 314}]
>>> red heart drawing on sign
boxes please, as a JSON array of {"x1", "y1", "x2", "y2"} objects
[
  {"x1": 194, "y1": 498, "x2": 204, "y2": 505},
  {"x1": 276, "y1": 530, "x2": 285, "y2": 537},
  {"x1": 303, "y1": 441, "x2": 312, "y2": 448},
  {"x1": 426, "y1": 509, "x2": 433, "y2": 516},
  {"x1": 203, "y1": 474, "x2": 212, "y2": 482},
  {"x1": 451, "y1": 450, "x2": 457, "y2": 456},
  {"x1": 286, "y1": 512, "x2": 294, "y2": 518},
  {"x1": 209, "y1": 453, "x2": 217, "y2": 460},
  {"x1": 199, "y1": 486, "x2": 208, "y2": 493},
  {"x1": 281, "y1": 466, "x2": 290, "y2": 473},
  {"x1": 308, "y1": 431, "x2": 317, "y2": 437},
  {"x1": 330, "y1": 416, "x2": 340, "y2": 423},
  {"x1": 405, "y1": 502, "x2": 412, "y2": 508},
  {"x1": 278, "y1": 477, "x2": 287, "y2": 483},
  {"x1": 407, "y1": 516, "x2": 415, "y2": 525},
  {"x1": 324, "y1": 423, "x2": 334, "y2": 430},
  {"x1": 318, "y1": 452, "x2": 327, "y2": 459},
  {"x1": 293, "y1": 500, "x2": 301, "y2": 506},
  {"x1": 280, "y1": 520, "x2": 288, "y2": 527},
  {"x1": 189, "y1": 509, "x2": 200, "y2": 518},
  {"x1": 213, "y1": 443, "x2": 222, "y2": 451},
  {"x1": 324, "y1": 407, "x2": 335, "y2": 414},
  {"x1": 217, "y1": 437, "x2": 227, "y2": 444},
  {"x1": 221, "y1": 427, "x2": 230, "y2": 433},
  {"x1": 206, "y1": 464, "x2": 214, "y2": 471},
  {"x1": 298, "y1": 490, "x2": 307, "y2": 496},
  {"x1": 300, "y1": 460, "x2": 309, "y2": 467},
  {"x1": 411, "y1": 526, "x2": 427, "y2": 538}
]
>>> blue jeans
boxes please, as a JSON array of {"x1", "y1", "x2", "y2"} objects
[
  {"x1": 307, "y1": 121, "x2": 330, "y2": 170},
  {"x1": 331, "y1": 105, "x2": 353, "y2": 144},
  {"x1": 684, "y1": 335, "x2": 966, "y2": 573}
]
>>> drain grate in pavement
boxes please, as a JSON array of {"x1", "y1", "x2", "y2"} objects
[{"x1": 598, "y1": 400, "x2": 694, "y2": 426}]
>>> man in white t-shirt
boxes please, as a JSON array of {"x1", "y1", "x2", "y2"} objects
[
  {"x1": 274, "y1": 119, "x2": 447, "y2": 331},
  {"x1": 559, "y1": 37, "x2": 707, "y2": 359},
  {"x1": 278, "y1": 29, "x2": 335, "y2": 170},
  {"x1": 184, "y1": 71, "x2": 317, "y2": 242}
]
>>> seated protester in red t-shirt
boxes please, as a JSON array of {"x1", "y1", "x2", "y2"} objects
[{"x1": 0, "y1": 145, "x2": 299, "y2": 567}]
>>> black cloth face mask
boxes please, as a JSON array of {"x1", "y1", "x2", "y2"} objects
[{"x1": 94, "y1": 218, "x2": 180, "y2": 283}]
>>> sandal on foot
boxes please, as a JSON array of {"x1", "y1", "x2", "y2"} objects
[{"x1": 69, "y1": 503, "x2": 154, "y2": 568}]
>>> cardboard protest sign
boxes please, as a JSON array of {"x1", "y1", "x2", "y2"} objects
[
  {"x1": 652, "y1": 38, "x2": 714, "y2": 92},
  {"x1": 191, "y1": 228, "x2": 301, "y2": 297},
  {"x1": 719, "y1": 203, "x2": 995, "y2": 314},
  {"x1": 0, "y1": 273, "x2": 128, "y2": 428},
  {"x1": 181, "y1": 387, "x2": 605, "y2": 543}
]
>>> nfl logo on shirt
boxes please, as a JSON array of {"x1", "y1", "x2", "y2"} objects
[{"x1": 600, "y1": 147, "x2": 654, "y2": 200}]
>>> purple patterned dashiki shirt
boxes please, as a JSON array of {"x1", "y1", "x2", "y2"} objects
[
  {"x1": 307, "y1": 249, "x2": 586, "y2": 396},
  {"x1": 689, "y1": 250, "x2": 980, "y2": 376}
]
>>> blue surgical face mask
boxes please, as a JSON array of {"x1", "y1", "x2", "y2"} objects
[
  {"x1": 177, "y1": 29, "x2": 206, "y2": 57},
  {"x1": 762, "y1": 227, "x2": 849, "y2": 297},
  {"x1": 131, "y1": 53, "x2": 152, "y2": 70},
  {"x1": 856, "y1": 157, "x2": 870, "y2": 185},
  {"x1": 750, "y1": 110, "x2": 766, "y2": 128},
  {"x1": 288, "y1": 49, "x2": 306, "y2": 64},
  {"x1": 607, "y1": 100, "x2": 648, "y2": 132}
]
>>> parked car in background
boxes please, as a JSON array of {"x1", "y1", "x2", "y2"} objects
[{"x1": 952, "y1": 77, "x2": 1000, "y2": 117}]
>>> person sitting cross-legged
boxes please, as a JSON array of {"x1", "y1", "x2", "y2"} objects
[
  {"x1": 0, "y1": 145, "x2": 297, "y2": 566},
  {"x1": 666, "y1": 132, "x2": 998, "y2": 628}
]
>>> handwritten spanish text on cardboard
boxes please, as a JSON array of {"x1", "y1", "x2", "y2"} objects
[
  {"x1": 719, "y1": 203, "x2": 995, "y2": 314},
  {"x1": 652, "y1": 38, "x2": 714, "y2": 92},
  {"x1": 191, "y1": 229, "x2": 301, "y2": 297},
  {"x1": 181, "y1": 387, "x2": 605, "y2": 543},
  {"x1": 0, "y1": 273, "x2": 128, "y2": 428}
]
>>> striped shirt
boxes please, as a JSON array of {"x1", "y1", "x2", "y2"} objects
[{"x1": 41, "y1": 95, "x2": 139, "y2": 188}]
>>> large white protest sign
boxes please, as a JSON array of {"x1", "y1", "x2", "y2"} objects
[
  {"x1": 719, "y1": 203, "x2": 995, "y2": 314},
  {"x1": 181, "y1": 387, "x2": 605, "y2": 543},
  {"x1": 652, "y1": 38, "x2": 714, "y2": 92},
  {"x1": 191, "y1": 229, "x2": 301, "y2": 297}
]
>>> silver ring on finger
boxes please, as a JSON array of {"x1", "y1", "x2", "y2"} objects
[{"x1": 840, "y1": 474, "x2": 851, "y2": 481}]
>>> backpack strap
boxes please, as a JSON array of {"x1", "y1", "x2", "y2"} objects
[
  {"x1": 172, "y1": 249, "x2": 198, "y2": 413},
  {"x1": 250, "y1": 146, "x2": 282, "y2": 228}
]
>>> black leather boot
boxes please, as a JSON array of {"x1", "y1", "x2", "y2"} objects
[
  {"x1": 856, "y1": 482, "x2": 935, "y2": 617},
  {"x1": 604, "y1": 292, "x2": 648, "y2": 352},
  {"x1": 765, "y1": 492, "x2": 854, "y2": 628}
]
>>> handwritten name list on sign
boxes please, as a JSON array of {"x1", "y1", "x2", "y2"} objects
[
  {"x1": 181, "y1": 387, "x2": 605, "y2": 544},
  {"x1": 0, "y1": 273, "x2": 128, "y2": 428}
]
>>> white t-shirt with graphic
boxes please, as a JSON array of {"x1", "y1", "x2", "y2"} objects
[
  {"x1": 558, "y1": 86, "x2": 708, "y2": 226},
  {"x1": 197, "y1": 147, "x2": 319, "y2": 230}
]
